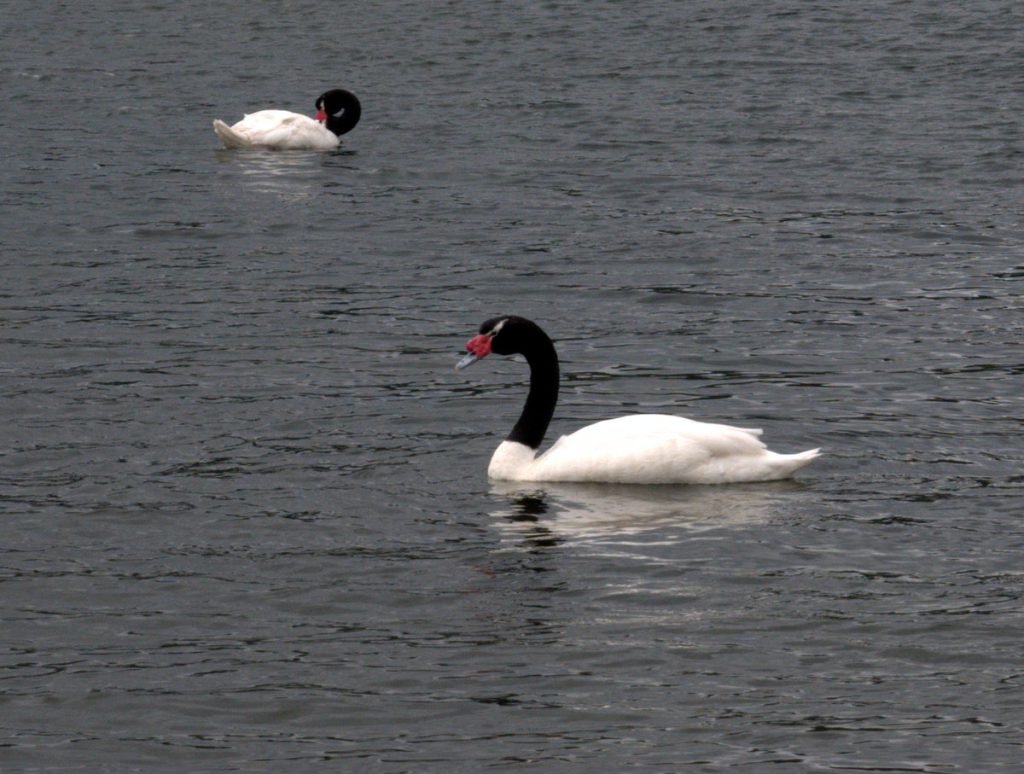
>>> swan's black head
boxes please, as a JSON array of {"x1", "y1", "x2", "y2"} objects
[
  {"x1": 455, "y1": 316, "x2": 560, "y2": 451},
  {"x1": 315, "y1": 89, "x2": 361, "y2": 136},
  {"x1": 455, "y1": 316, "x2": 550, "y2": 369}
]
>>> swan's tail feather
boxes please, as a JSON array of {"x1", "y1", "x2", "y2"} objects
[
  {"x1": 780, "y1": 447, "x2": 821, "y2": 474},
  {"x1": 213, "y1": 119, "x2": 252, "y2": 149}
]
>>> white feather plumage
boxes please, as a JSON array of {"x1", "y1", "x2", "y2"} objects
[
  {"x1": 212, "y1": 111, "x2": 339, "y2": 151},
  {"x1": 487, "y1": 415, "x2": 819, "y2": 484}
]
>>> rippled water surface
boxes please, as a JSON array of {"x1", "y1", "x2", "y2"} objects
[{"x1": 3, "y1": 1, "x2": 1023, "y2": 770}]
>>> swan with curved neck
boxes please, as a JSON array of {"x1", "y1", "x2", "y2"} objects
[
  {"x1": 456, "y1": 316, "x2": 820, "y2": 484},
  {"x1": 213, "y1": 89, "x2": 361, "y2": 150}
]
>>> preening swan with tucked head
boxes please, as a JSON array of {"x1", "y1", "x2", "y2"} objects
[
  {"x1": 456, "y1": 316, "x2": 820, "y2": 484},
  {"x1": 212, "y1": 89, "x2": 361, "y2": 150}
]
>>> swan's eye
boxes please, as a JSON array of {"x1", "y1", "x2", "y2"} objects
[{"x1": 488, "y1": 318, "x2": 508, "y2": 338}]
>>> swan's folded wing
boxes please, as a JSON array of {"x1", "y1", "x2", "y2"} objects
[
  {"x1": 216, "y1": 111, "x2": 338, "y2": 150},
  {"x1": 531, "y1": 415, "x2": 770, "y2": 484},
  {"x1": 243, "y1": 115, "x2": 314, "y2": 148}
]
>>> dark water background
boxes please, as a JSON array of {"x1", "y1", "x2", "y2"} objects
[{"x1": 2, "y1": 1, "x2": 1023, "y2": 769}]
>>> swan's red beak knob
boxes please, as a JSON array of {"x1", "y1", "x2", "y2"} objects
[
  {"x1": 456, "y1": 333, "x2": 492, "y2": 370},
  {"x1": 315, "y1": 109, "x2": 327, "y2": 123}
]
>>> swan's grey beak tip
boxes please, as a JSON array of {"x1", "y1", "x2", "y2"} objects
[{"x1": 455, "y1": 352, "x2": 479, "y2": 371}]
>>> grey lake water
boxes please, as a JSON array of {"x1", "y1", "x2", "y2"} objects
[{"x1": 2, "y1": 1, "x2": 1023, "y2": 770}]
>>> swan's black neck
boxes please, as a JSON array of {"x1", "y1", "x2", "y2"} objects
[
  {"x1": 507, "y1": 325, "x2": 559, "y2": 451},
  {"x1": 326, "y1": 102, "x2": 360, "y2": 136},
  {"x1": 318, "y1": 90, "x2": 362, "y2": 137}
]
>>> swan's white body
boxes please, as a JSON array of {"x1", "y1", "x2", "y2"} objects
[
  {"x1": 487, "y1": 414, "x2": 819, "y2": 485},
  {"x1": 213, "y1": 111, "x2": 339, "y2": 151}
]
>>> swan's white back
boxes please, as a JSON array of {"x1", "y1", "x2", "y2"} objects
[
  {"x1": 487, "y1": 414, "x2": 820, "y2": 484},
  {"x1": 212, "y1": 110, "x2": 339, "y2": 150}
]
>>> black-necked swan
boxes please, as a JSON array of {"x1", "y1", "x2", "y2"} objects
[
  {"x1": 212, "y1": 89, "x2": 361, "y2": 150},
  {"x1": 456, "y1": 315, "x2": 821, "y2": 484}
]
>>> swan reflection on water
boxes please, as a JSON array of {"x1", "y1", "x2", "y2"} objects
[
  {"x1": 214, "y1": 148, "x2": 354, "y2": 198},
  {"x1": 489, "y1": 480, "x2": 805, "y2": 546}
]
